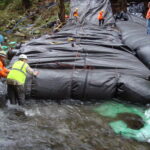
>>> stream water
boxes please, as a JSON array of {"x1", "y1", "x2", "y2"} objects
[{"x1": 0, "y1": 99, "x2": 149, "y2": 150}]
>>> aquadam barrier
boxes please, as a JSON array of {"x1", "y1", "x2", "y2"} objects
[{"x1": 9, "y1": 0, "x2": 150, "y2": 103}]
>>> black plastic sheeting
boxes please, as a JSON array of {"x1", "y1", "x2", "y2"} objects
[
  {"x1": 8, "y1": 0, "x2": 150, "y2": 104},
  {"x1": 116, "y1": 15, "x2": 150, "y2": 68}
]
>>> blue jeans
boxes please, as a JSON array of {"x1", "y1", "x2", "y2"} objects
[{"x1": 146, "y1": 19, "x2": 150, "y2": 34}]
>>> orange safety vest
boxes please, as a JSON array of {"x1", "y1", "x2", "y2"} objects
[
  {"x1": 0, "y1": 60, "x2": 9, "y2": 78},
  {"x1": 73, "y1": 11, "x2": 79, "y2": 17},
  {"x1": 98, "y1": 11, "x2": 104, "y2": 20},
  {"x1": 146, "y1": 8, "x2": 150, "y2": 19}
]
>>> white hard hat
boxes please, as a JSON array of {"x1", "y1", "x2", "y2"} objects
[
  {"x1": 19, "y1": 54, "x2": 28, "y2": 60},
  {"x1": 0, "y1": 51, "x2": 6, "y2": 57}
]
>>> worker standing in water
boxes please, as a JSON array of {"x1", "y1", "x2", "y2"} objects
[
  {"x1": 73, "y1": 8, "x2": 79, "y2": 22},
  {"x1": 7, "y1": 54, "x2": 39, "y2": 106},
  {"x1": 98, "y1": 10, "x2": 104, "y2": 27},
  {"x1": 0, "y1": 50, "x2": 9, "y2": 107},
  {"x1": 146, "y1": 2, "x2": 150, "y2": 34},
  {"x1": 0, "y1": 50, "x2": 10, "y2": 78}
]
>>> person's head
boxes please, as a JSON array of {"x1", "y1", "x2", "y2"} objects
[
  {"x1": 75, "y1": 8, "x2": 78, "y2": 11},
  {"x1": 0, "y1": 51, "x2": 7, "y2": 62},
  {"x1": 19, "y1": 54, "x2": 28, "y2": 62},
  {"x1": 99, "y1": 10, "x2": 103, "y2": 14},
  {"x1": 148, "y1": 2, "x2": 150, "y2": 8},
  {"x1": 4, "y1": 37, "x2": 8, "y2": 43},
  {"x1": 56, "y1": 19, "x2": 60, "y2": 23}
]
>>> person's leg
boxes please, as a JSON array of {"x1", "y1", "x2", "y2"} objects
[
  {"x1": 75, "y1": 16, "x2": 79, "y2": 25},
  {"x1": 71, "y1": 41, "x2": 75, "y2": 47},
  {"x1": 146, "y1": 19, "x2": 148, "y2": 34},
  {"x1": 102, "y1": 19, "x2": 104, "y2": 26},
  {"x1": 16, "y1": 85, "x2": 25, "y2": 106},
  {"x1": 99, "y1": 20, "x2": 101, "y2": 26},
  {"x1": 100, "y1": 19, "x2": 104, "y2": 26},
  {"x1": 147, "y1": 19, "x2": 150, "y2": 34},
  {"x1": 7, "y1": 84, "x2": 17, "y2": 104}
]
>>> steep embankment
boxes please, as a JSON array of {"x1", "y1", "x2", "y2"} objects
[{"x1": 0, "y1": 0, "x2": 70, "y2": 42}]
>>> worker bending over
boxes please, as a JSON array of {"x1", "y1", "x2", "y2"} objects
[
  {"x1": 73, "y1": 8, "x2": 79, "y2": 22},
  {"x1": 7, "y1": 54, "x2": 39, "y2": 106},
  {"x1": 0, "y1": 51, "x2": 9, "y2": 78},
  {"x1": 98, "y1": 10, "x2": 104, "y2": 27}
]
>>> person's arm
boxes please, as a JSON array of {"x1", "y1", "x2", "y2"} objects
[
  {"x1": 0, "y1": 61, "x2": 10, "y2": 77},
  {"x1": 0, "y1": 70, "x2": 8, "y2": 77},
  {"x1": 3, "y1": 67, "x2": 10, "y2": 73},
  {"x1": 146, "y1": 9, "x2": 150, "y2": 19},
  {"x1": 73, "y1": 11, "x2": 75, "y2": 16},
  {"x1": 26, "y1": 66, "x2": 39, "y2": 76}
]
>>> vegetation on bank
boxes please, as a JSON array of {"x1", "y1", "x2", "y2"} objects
[{"x1": 0, "y1": 0, "x2": 70, "y2": 42}]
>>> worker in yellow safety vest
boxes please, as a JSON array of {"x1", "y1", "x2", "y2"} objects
[{"x1": 7, "y1": 54, "x2": 39, "y2": 105}]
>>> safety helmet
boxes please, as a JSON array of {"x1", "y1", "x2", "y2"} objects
[
  {"x1": 0, "y1": 51, "x2": 6, "y2": 57},
  {"x1": 19, "y1": 54, "x2": 28, "y2": 60},
  {"x1": 75, "y1": 8, "x2": 78, "y2": 10}
]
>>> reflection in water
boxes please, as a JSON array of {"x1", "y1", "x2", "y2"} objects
[{"x1": 0, "y1": 100, "x2": 149, "y2": 150}]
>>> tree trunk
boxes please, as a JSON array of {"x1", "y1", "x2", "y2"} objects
[
  {"x1": 22, "y1": 0, "x2": 31, "y2": 9},
  {"x1": 57, "y1": 0, "x2": 65, "y2": 23}
]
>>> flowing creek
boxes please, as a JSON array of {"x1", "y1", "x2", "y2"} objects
[{"x1": 0, "y1": 100, "x2": 149, "y2": 150}]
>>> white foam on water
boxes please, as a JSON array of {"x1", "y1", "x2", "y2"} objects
[
  {"x1": 145, "y1": 109, "x2": 150, "y2": 117},
  {"x1": 147, "y1": 139, "x2": 150, "y2": 143},
  {"x1": 24, "y1": 108, "x2": 41, "y2": 117},
  {"x1": 145, "y1": 109, "x2": 150, "y2": 118},
  {"x1": 6, "y1": 100, "x2": 23, "y2": 110},
  {"x1": 6, "y1": 100, "x2": 41, "y2": 117},
  {"x1": 144, "y1": 109, "x2": 150, "y2": 124}
]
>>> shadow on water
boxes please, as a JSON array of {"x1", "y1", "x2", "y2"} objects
[{"x1": 0, "y1": 99, "x2": 149, "y2": 150}]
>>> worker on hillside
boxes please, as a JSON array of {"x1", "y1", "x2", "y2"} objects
[
  {"x1": 0, "y1": 34, "x2": 4, "y2": 45},
  {"x1": 73, "y1": 8, "x2": 79, "y2": 22},
  {"x1": 67, "y1": 37, "x2": 75, "y2": 47},
  {"x1": 98, "y1": 10, "x2": 104, "y2": 27},
  {"x1": 7, "y1": 54, "x2": 39, "y2": 106},
  {"x1": 146, "y1": 2, "x2": 150, "y2": 34},
  {"x1": 0, "y1": 50, "x2": 10, "y2": 78}
]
